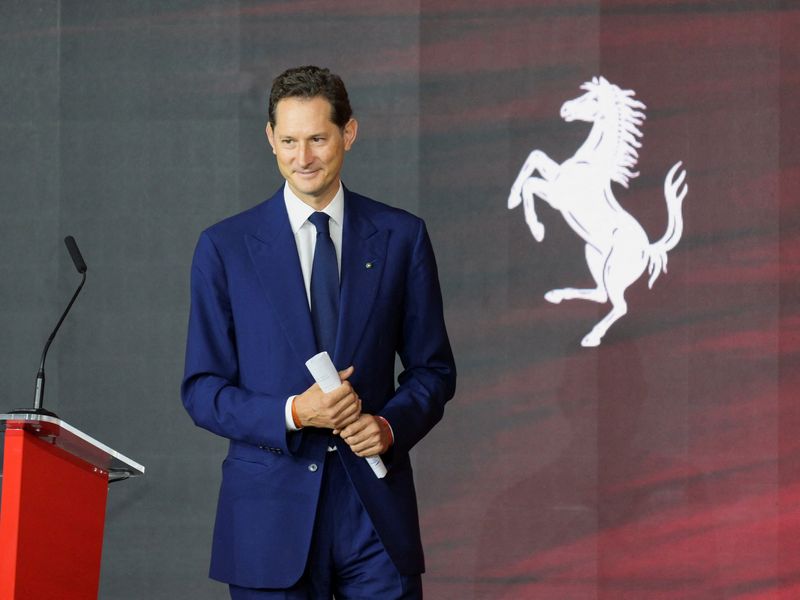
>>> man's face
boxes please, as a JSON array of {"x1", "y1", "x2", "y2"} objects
[{"x1": 266, "y1": 96, "x2": 357, "y2": 209}]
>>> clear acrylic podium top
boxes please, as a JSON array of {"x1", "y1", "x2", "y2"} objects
[{"x1": 0, "y1": 413, "x2": 145, "y2": 481}]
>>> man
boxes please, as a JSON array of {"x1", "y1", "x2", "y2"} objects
[{"x1": 181, "y1": 65, "x2": 456, "y2": 599}]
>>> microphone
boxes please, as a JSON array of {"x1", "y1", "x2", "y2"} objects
[
  {"x1": 11, "y1": 237, "x2": 88, "y2": 417},
  {"x1": 65, "y1": 235, "x2": 87, "y2": 274}
]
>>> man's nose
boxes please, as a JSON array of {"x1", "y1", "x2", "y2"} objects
[{"x1": 297, "y1": 143, "x2": 313, "y2": 166}]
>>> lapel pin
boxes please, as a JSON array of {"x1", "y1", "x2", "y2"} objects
[{"x1": 365, "y1": 261, "x2": 374, "y2": 269}]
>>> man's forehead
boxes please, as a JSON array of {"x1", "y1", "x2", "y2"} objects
[{"x1": 273, "y1": 96, "x2": 337, "y2": 129}]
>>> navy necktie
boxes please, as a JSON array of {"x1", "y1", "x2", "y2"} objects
[{"x1": 308, "y1": 212, "x2": 339, "y2": 354}]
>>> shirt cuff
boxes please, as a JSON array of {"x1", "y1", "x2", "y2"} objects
[{"x1": 285, "y1": 396, "x2": 301, "y2": 431}]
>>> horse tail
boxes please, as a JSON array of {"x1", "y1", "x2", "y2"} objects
[{"x1": 646, "y1": 161, "x2": 688, "y2": 289}]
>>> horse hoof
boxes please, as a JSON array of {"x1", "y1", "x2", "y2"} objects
[
  {"x1": 581, "y1": 334, "x2": 602, "y2": 347},
  {"x1": 544, "y1": 291, "x2": 562, "y2": 304},
  {"x1": 508, "y1": 191, "x2": 522, "y2": 209}
]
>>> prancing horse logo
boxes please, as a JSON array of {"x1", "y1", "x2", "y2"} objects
[{"x1": 508, "y1": 76, "x2": 688, "y2": 347}]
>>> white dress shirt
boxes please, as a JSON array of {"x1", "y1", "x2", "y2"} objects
[
  {"x1": 283, "y1": 182, "x2": 344, "y2": 431},
  {"x1": 283, "y1": 182, "x2": 344, "y2": 306}
]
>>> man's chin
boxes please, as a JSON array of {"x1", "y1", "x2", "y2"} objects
[
  {"x1": 290, "y1": 175, "x2": 323, "y2": 191},
  {"x1": 291, "y1": 184, "x2": 322, "y2": 199}
]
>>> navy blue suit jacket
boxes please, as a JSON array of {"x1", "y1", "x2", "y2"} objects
[{"x1": 181, "y1": 187, "x2": 456, "y2": 589}]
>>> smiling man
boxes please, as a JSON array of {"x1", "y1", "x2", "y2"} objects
[
  {"x1": 266, "y1": 94, "x2": 354, "y2": 209},
  {"x1": 182, "y1": 66, "x2": 456, "y2": 599}
]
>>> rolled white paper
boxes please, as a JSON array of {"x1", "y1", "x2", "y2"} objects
[
  {"x1": 305, "y1": 351, "x2": 388, "y2": 479},
  {"x1": 305, "y1": 351, "x2": 344, "y2": 395}
]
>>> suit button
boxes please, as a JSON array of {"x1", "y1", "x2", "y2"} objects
[{"x1": 308, "y1": 463, "x2": 318, "y2": 472}]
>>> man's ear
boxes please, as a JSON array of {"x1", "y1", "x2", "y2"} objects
[
  {"x1": 343, "y1": 118, "x2": 358, "y2": 151},
  {"x1": 265, "y1": 123, "x2": 277, "y2": 155}
]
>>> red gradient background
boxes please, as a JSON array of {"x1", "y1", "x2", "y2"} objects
[{"x1": 411, "y1": 2, "x2": 800, "y2": 599}]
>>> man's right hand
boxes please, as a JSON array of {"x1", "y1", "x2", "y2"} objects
[{"x1": 293, "y1": 366, "x2": 361, "y2": 431}]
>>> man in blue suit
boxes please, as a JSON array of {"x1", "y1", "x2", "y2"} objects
[{"x1": 182, "y1": 66, "x2": 456, "y2": 599}]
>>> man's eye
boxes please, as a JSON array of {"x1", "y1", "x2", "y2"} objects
[{"x1": 312, "y1": 137, "x2": 324, "y2": 143}]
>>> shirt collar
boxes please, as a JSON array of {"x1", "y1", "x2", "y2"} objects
[{"x1": 283, "y1": 182, "x2": 345, "y2": 234}]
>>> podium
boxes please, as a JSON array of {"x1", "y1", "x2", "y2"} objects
[{"x1": 0, "y1": 413, "x2": 144, "y2": 599}]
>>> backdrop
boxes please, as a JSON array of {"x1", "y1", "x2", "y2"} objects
[{"x1": 1, "y1": 1, "x2": 798, "y2": 598}]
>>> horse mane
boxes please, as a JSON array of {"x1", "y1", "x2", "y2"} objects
[{"x1": 581, "y1": 76, "x2": 646, "y2": 188}]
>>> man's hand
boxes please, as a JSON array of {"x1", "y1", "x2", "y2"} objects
[
  {"x1": 339, "y1": 414, "x2": 392, "y2": 457},
  {"x1": 294, "y1": 366, "x2": 361, "y2": 431}
]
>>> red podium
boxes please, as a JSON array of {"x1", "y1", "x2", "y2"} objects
[{"x1": 0, "y1": 413, "x2": 144, "y2": 599}]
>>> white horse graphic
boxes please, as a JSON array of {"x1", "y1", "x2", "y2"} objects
[{"x1": 508, "y1": 76, "x2": 688, "y2": 347}]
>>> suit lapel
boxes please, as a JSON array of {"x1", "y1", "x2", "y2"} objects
[
  {"x1": 335, "y1": 191, "x2": 389, "y2": 369},
  {"x1": 245, "y1": 194, "x2": 318, "y2": 367}
]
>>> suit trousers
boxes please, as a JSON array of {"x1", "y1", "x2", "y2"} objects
[{"x1": 229, "y1": 451, "x2": 423, "y2": 600}]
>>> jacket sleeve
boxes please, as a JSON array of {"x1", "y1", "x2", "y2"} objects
[
  {"x1": 378, "y1": 219, "x2": 457, "y2": 456},
  {"x1": 180, "y1": 231, "x2": 299, "y2": 454}
]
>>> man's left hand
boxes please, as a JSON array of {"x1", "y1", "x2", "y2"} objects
[{"x1": 339, "y1": 414, "x2": 392, "y2": 457}]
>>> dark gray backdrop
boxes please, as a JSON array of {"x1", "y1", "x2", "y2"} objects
[{"x1": 1, "y1": 2, "x2": 420, "y2": 598}]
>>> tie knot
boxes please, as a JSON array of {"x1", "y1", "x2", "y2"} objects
[{"x1": 308, "y1": 212, "x2": 331, "y2": 235}]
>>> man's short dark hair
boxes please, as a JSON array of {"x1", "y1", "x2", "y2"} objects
[{"x1": 269, "y1": 66, "x2": 353, "y2": 129}]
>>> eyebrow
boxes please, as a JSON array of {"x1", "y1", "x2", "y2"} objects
[{"x1": 279, "y1": 132, "x2": 328, "y2": 140}]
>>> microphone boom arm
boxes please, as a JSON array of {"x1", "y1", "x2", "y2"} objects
[{"x1": 33, "y1": 271, "x2": 86, "y2": 413}]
